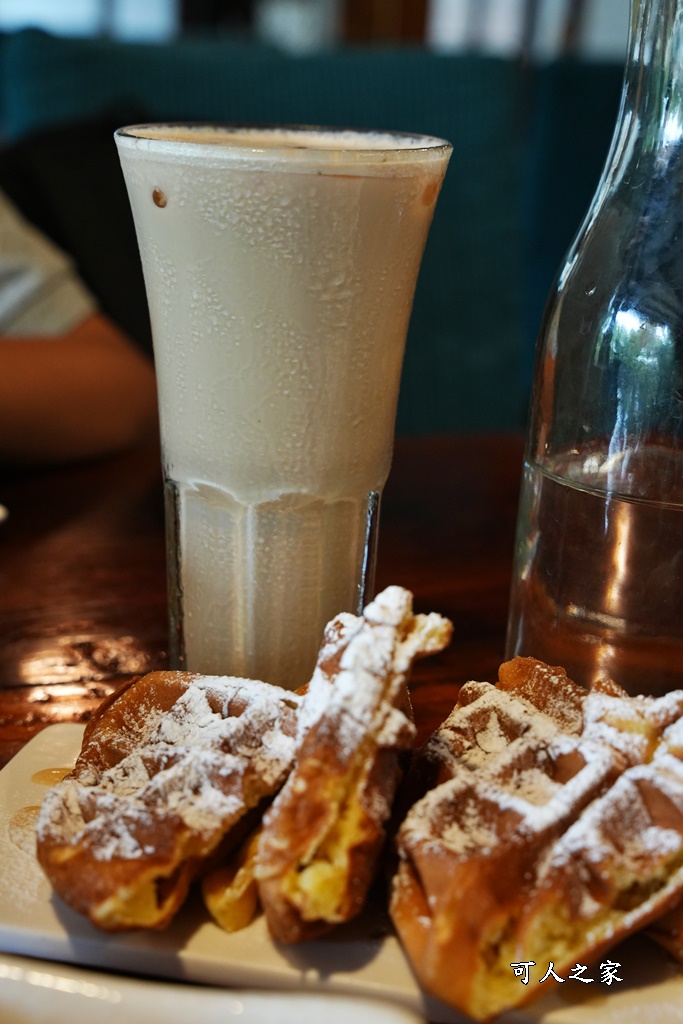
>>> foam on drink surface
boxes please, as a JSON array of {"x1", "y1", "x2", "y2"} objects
[{"x1": 118, "y1": 124, "x2": 450, "y2": 164}]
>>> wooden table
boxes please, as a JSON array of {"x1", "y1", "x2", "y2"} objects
[{"x1": 0, "y1": 433, "x2": 524, "y2": 769}]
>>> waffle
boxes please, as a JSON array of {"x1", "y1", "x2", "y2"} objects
[
  {"x1": 202, "y1": 825, "x2": 262, "y2": 933},
  {"x1": 401, "y1": 657, "x2": 585, "y2": 808},
  {"x1": 36, "y1": 671, "x2": 301, "y2": 930},
  {"x1": 390, "y1": 658, "x2": 683, "y2": 1022},
  {"x1": 638, "y1": 716, "x2": 683, "y2": 963},
  {"x1": 255, "y1": 585, "x2": 453, "y2": 943}
]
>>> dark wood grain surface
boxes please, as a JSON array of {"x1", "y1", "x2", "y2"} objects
[{"x1": 0, "y1": 433, "x2": 524, "y2": 768}]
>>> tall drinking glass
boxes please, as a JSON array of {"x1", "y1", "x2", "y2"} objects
[{"x1": 116, "y1": 124, "x2": 451, "y2": 689}]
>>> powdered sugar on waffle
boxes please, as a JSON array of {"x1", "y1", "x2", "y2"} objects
[
  {"x1": 530, "y1": 759, "x2": 683, "y2": 922},
  {"x1": 399, "y1": 672, "x2": 683, "y2": 921},
  {"x1": 36, "y1": 676, "x2": 301, "y2": 861},
  {"x1": 295, "y1": 612, "x2": 358, "y2": 743},
  {"x1": 415, "y1": 679, "x2": 577, "y2": 781},
  {"x1": 254, "y1": 588, "x2": 452, "y2": 942},
  {"x1": 406, "y1": 732, "x2": 620, "y2": 858},
  {"x1": 391, "y1": 664, "x2": 683, "y2": 1022},
  {"x1": 582, "y1": 688, "x2": 683, "y2": 767},
  {"x1": 297, "y1": 586, "x2": 450, "y2": 759}
]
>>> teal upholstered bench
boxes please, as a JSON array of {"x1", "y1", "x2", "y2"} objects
[{"x1": 0, "y1": 29, "x2": 622, "y2": 435}]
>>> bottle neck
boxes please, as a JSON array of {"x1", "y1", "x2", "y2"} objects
[
  {"x1": 618, "y1": 0, "x2": 683, "y2": 158},
  {"x1": 534, "y1": 0, "x2": 683, "y2": 470},
  {"x1": 566, "y1": 0, "x2": 683, "y2": 270}
]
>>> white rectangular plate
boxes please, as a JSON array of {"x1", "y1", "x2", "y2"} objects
[
  {"x1": 0, "y1": 950, "x2": 428, "y2": 1024},
  {"x1": 1, "y1": 725, "x2": 682, "y2": 1024}
]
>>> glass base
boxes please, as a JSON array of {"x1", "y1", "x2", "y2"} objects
[{"x1": 164, "y1": 478, "x2": 381, "y2": 690}]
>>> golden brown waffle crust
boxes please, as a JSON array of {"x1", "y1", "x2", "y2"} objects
[
  {"x1": 36, "y1": 671, "x2": 301, "y2": 930},
  {"x1": 390, "y1": 660, "x2": 683, "y2": 1022},
  {"x1": 255, "y1": 585, "x2": 452, "y2": 943}
]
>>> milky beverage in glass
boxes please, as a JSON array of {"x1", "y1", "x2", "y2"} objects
[{"x1": 116, "y1": 124, "x2": 451, "y2": 688}]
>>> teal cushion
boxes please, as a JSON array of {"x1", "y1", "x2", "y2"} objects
[
  {"x1": 1, "y1": 30, "x2": 526, "y2": 432},
  {"x1": 523, "y1": 59, "x2": 623, "y2": 384},
  {"x1": 0, "y1": 34, "x2": 7, "y2": 131}
]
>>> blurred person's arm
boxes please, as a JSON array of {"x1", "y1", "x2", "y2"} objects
[
  {"x1": 0, "y1": 189, "x2": 157, "y2": 464},
  {"x1": 0, "y1": 313, "x2": 158, "y2": 463}
]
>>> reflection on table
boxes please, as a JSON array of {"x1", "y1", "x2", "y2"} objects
[{"x1": 0, "y1": 433, "x2": 523, "y2": 768}]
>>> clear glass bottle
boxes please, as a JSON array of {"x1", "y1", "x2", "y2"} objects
[{"x1": 506, "y1": 0, "x2": 683, "y2": 695}]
